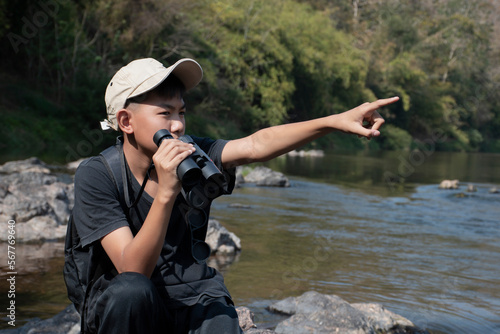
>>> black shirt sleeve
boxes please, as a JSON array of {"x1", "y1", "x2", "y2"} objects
[{"x1": 72, "y1": 156, "x2": 129, "y2": 248}]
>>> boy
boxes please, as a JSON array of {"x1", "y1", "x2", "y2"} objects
[{"x1": 66, "y1": 57, "x2": 398, "y2": 334}]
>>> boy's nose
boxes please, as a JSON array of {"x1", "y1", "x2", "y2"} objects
[{"x1": 169, "y1": 120, "x2": 185, "y2": 137}]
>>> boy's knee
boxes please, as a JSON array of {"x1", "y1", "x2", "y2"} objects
[
  {"x1": 95, "y1": 272, "x2": 165, "y2": 320},
  {"x1": 91, "y1": 272, "x2": 169, "y2": 333},
  {"x1": 108, "y1": 272, "x2": 158, "y2": 303}
]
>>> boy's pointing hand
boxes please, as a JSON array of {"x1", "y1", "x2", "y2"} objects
[{"x1": 333, "y1": 96, "x2": 399, "y2": 139}]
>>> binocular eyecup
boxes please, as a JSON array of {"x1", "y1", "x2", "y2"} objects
[
  {"x1": 153, "y1": 129, "x2": 227, "y2": 192},
  {"x1": 153, "y1": 129, "x2": 201, "y2": 188}
]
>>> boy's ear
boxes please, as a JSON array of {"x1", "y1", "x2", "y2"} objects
[{"x1": 116, "y1": 109, "x2": 133, "y2": 134}]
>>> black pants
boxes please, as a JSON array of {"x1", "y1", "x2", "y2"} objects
[{"x1": 85, "y1": 272, "x2": 243, "y2": 334}]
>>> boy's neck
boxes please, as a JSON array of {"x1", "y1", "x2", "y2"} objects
[{"x1": 122, "y1": 138, "x2": 154, "y2": 185}]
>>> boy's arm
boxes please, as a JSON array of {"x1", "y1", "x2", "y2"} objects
[
  {"x1": 101, "y1": 139, "x2": 194, "y2": 278},
  {"x1": 221, "y1": 97, "x2": 398, "y2": 167},
  {"x1": 100, "y1": 194, "x2": 176, "y2": 277}
]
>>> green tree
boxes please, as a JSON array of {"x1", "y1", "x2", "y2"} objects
[
  {"x1": 359, "y1": 0, "x2": 497, "y2": 150},
  {"x1": 1, "y1": 0, "x2": 499, "y2": 158}
]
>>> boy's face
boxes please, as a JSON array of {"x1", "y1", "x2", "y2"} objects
[{"x1": 127, "y1": 91, "x2": 187, "y2": 155}]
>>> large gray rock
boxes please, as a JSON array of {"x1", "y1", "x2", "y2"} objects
[
  {"x1": 237, "y1": 166, "x2": 290, "y2": 187},
  {"x1": 206, "y1": 219, "x2": 241, "y2": 254},
  {"x1": 0, "y1": 158, "x2": 73, "y2": 242},
  {"x1": 270, "y1": 292, "x2": 371, "y2": 334},
  {"x1": 205, "y1": 219, "x2": 242, "y2": 273},
  {"x1": 269, "y1": 291, "x2": 428, "y2": 334}
]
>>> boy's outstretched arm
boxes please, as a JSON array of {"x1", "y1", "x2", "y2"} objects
[{"x1": 221, "y1": 97, "x2": 399, "y2": 168}]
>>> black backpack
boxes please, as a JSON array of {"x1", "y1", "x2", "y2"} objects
[{"x1": 63, "y1": 140, "x2": 126, "y2": 319}]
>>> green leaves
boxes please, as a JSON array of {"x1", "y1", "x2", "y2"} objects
[{"x1": 1, "y1": 0, "x2": 499, "y2": 158}]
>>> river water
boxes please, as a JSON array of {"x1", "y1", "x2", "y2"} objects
[{"x1": 1, "y1": 150, "x2": 499, "y2": 333}]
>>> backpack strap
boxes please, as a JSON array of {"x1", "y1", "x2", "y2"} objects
[
  {"x1": 99, "y1": 138, "x2": 127, "y2": 208},
  {"x1": 99, "y1": 137, "x2": 151, "y2": 211}
]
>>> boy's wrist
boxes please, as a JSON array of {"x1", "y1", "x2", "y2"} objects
[
  {"x1": 326, "y1": 113, "x2": 342, "y2": 132},
  {"x1": 155, "y1": 188, "x2": 179, "y2": 205}
]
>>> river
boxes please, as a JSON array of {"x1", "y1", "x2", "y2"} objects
[{"x1": 1, "y1": 150, "x2": 499, "y2": 333}]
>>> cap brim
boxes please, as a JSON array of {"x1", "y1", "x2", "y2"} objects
[{"x1": 129, "y1": 58, "x2": 203, "y2": 99}]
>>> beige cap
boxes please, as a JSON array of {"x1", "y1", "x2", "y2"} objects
[{"x1": 101, "y1": 58, "x2": 203, "y2": 131}]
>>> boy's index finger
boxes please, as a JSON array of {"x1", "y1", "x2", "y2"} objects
[
  {"x1": 375, "y1": 96, "x2": 400, "y2": 108},
  {"x1": 358, "y1": 97, "x2": 399, "y2": 116}
]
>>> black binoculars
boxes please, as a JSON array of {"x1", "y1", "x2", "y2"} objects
[
  {"x1": 153, "y1": 129, "x2": 228, "y2": 264},
  {"x1": 153, "y1": 129, "x2": 227, "y2": 209}
]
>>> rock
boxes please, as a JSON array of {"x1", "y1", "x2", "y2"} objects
[
  {"x1": 237, "y1": 307, "x2": 258, "y2": 331},
  {"x1": 21, "y1": 216, "x2": 69, "y2": 241},
  {"x1": 385, "y1": 325, "x2": 431, "y2": 334},
  {"x1": 438, "y1": 179, "x2": 459, "y2": 189},
  {"x1": 268, "y1": 291, "x2": 428, "y2": 334},
  {"x1": 466, "y1": 184, "x2": 477, "y2": 192},
  {"x1": 240, "y1": 166, "x2": 290, "y2": 187},
  {"x1": 0, "y1": 304, "x2": 80, "y2": 334},
  {"x1": 229, "y1": 203, "x2": 252, "y2": 209},
  {"x1": 235, "y1": 168, "x2": 246, "y2": 187},
  {"x1": 66, "y1": 158, "x2": 86, "y2": 172},
  {"x1": 0, "y1": 158, "x2": 74, "y2": 242},
  {"x1": 287, "y1": 150, "x2": 325, "y2": 158},
  {"x1": 244, "y1": 329, "x2": 276, "y2": 334},
  {"x1": 206, "y1": 219, "x2": 242, "y2": 254},
  {"x1": 351, "y1": 303, "x2": 414, "y2": 331},
  {"x1": 0, "y1": 157, "x2": 50, "y2": 174},
  {"x1": 270, "y1": 292, "x2": 371, "y2": 334}
]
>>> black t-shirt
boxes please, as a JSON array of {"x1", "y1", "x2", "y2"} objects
[{"x1": 72, "y1": 136, "x2": 236, "y2": 308}]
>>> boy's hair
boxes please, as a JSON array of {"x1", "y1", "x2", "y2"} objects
[{"x1": 125, "y1": 74, "x2": 186, "y2": 108}]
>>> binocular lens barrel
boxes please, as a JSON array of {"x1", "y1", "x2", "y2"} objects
[
  {"x1": 185, "y1": 208, "x2": 206, "y2": 229},
  {"x1": 186, "y1": 208, "x2": 211, "y2": 263},
  {"x1": 177, "y1": 159, "x2": 203, "y2": 188},
  {"x1": 192, "y1": 241, "x2": 211, "y2": 263}
]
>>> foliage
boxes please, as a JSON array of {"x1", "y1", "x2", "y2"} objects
[
  {"x1": 0, "y1": 0, "x2": 499, "y2": 161},
  {"x1": 379, "y1": 125, "x2": 413, "y2": 151}
]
